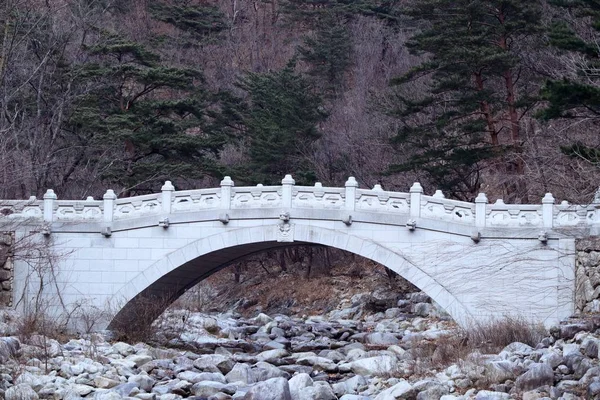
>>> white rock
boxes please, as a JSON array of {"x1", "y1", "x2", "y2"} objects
[
  {"x1": 339, "y1": 356, "x2": 398, "y2": 377},
  {"x1": 373, "y1": 380, "x2": 413, "y2": 400},
  {"x1": 288, "y1": 373, "x2": 313, "y2": 398},
  {"x1": 475, "y1": 390, "x2": 510, "y2": 400},
  {"x1": 5, "y1": 384, "x2": 40, "y2": 400},
  {"x1": 244, "y1": 377, "x2": 291, "y2": 400}
]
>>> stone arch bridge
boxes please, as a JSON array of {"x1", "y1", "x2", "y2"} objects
[{"x1": 0, "y1": 176, "x2": 595, "y2": 330}]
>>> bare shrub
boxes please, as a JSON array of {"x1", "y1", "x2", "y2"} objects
[
  {"x1": 404, "y1": 316, "x2": 547, "y2": 377},
  {"x1": 109, "y1": 293, "x2": 175, "y2": 344},
  {"x1": 464, "y1": 316, "x2": 547, "y2": 354}
]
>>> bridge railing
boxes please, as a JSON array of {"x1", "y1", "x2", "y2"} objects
[{"x1": 0, "y1": 175, "x2": 597, "y2": 231}]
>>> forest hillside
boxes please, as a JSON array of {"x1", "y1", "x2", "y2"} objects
[{"x1": 2, "y1": 0, "x2": 600, "y2": 204}]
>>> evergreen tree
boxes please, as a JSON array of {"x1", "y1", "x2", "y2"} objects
[
  {"x1": 389, "y1": 0, "x2": 543, "y2": 201},
  {"x1": 148, "y1": 1, "x2": 228, "y2": 44},
  {"x1": 235, "y1": 63, "x2": 327, "y2": 185},
  {"x1": 298, "y1": 21, "x2": 352, "y2": 93},
  {"x1": 539, "y1": 1, "x2": 600, "y2": 164},
  {"x1": 69, "y1": 35, "x2": 227, "y2": 193}
]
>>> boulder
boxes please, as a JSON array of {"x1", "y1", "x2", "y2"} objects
[
  {"x1": 288, "y1": 373, "x2": 313, "y2": 399},
  {"x1": 373, "y1": 380, "x2": 414, "y2": 400},
  {"x1": 339, "y1": 356, "x2": 398, "y2": 377},
  {"x1": 474, "y1": 391, "x2": 510, "y2": 400},
  {"x1": 244, "y1": 377, "x2": 291, "y2": 400},
  {"x1": 4, "y1": 384, "x2": 40, "y2": 400},
  {"x1": 0, "y1": 337, "x2": 20, "y2": 363},
  {"x1": 514, "y1": 363, "x2": 554, "y2": 391},
  {"x1": 364, "y1": 333, "x2": 399, "y2": 347}
]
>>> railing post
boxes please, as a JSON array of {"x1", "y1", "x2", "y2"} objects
[
  {"x1": 282, "y1": 174, "x2": 295, "y2": 208},
  {"x1": 161, "y1": 181, "x2": 175, "y2": 214},
  {"x1": 220, "y1": 176, "x2": 234, "y2": 210},
  {"x1": 103, "y1": 189, "x2": 116, "y2": 223},
  {"x1": 409, "y1": 182, "x2": 423, "y2": 218},
  {"x1": 345, "y1": 177, "x2": 358, "y2": 211},
  {"x1": 43, "y1": 189, "x2": 56, "y2": 223},
  {"x1": 542, "y1": 193, "x2": 555, "y2": 229},
  {"x1": 475, "y1": 193, "x2": 488, "y2": 228}
]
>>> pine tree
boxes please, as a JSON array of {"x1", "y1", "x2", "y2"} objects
[
  {"x1": 298, "y1": 20, "x2": 352, "y2": 93},
  {"x1": 235, "y1": 63, "x2": 327, "y2": 185},
  {"x1": 538, "y1": 1, "x2": 600, "y2": 164},
  {"x1": 69, "y1": 35, "x2": 227, "y2": 193},
  {"x1": 389, "y1": 0, "x2": 543, "y2": 201}
]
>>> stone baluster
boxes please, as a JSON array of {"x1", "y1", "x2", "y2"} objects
[
  {"x1": 161, "y1": 181, "x2": 175, "y2": 214},
  {"x1": 475, "y1": 193, "x2": 488, "y2": 228},
  {"x1": 43, "y1": 189, "x2": 57, "y2": 223},
  {"x1": 542, "y1": 193, "x2": 555, "y2": 229},
  {"x1": 409, "y1": 183, "x2": 423, "y2": 218},
  {"x1": 103, "y1": 189, "x2": 116, "y2": 223},
  {"x1": 282, "y1": 175, "x2": 295, "y2": 208},
  {"x1": 345, "y1": 177, "x2": 358, "y2": 211}
]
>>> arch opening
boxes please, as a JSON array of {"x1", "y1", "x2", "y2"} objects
[{"x1": 108, "y1": 225, "x2": 469, "y2": 332}]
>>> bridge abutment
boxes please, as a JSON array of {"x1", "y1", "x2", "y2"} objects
[{"x1": 576, "y1": 237, "x2": 600, "y2": 313}]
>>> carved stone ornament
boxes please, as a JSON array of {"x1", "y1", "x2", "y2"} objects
[{"x1": 277, "y1": 211, "x2": 294, "y2": 242}]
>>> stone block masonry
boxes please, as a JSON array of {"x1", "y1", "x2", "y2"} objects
[
  {"x1": 0, "y1": 233, "x2": 13, "y2": 307},
  {"x1": 575, "y1": 237, "x2": 600, "y2": 313}
]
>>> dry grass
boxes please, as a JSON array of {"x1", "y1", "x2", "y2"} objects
[
  {"x1": 464, "y1": 316, "x2": 546, "y2": 353},
  {"x1": 404, "y1": 316, "x2": 547, "y2": 379}
]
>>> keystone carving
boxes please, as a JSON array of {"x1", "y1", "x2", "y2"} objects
[{"x1": 277, "y1": 211, "x2": 294, "y2": 242}]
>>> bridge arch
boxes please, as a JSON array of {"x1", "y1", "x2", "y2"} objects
[{"x1": 108, "y1": 224, "x2": 472, "y2": 330}]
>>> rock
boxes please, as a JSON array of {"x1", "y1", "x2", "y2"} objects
[
  {"x1": 339, "y1": 396, "x2": 371, "y2": 400},
  {"x1": 128, "y1": 372, "x2": 156, "y2": 392},
  {"x1": 112, "y1": 342, "x2": 134, "y2": 356},
  {"x1": 94, "y1": 376, "x2": 121, "y2": 389},
  {"x1": 194, "y1": 354, "x2": 235, "y2": 374},
  {"x1": 0, "y1": 337, "x2": 20, "y2": 363},
  {"x1": 374, "y1": 380, "x2": 414, "y2": 400},
  {"x1": 113, "y1": 382, "x2": 139, "y2": 397},
  {"x1": 296, "y1": 356, "x2": 337, "y2": 372},
  {"x1": 257, "y1": 348, "x2": 289, "y2": 363},
  {"x1": 484, "y1": 360, "x2": 520, "y2": 383},
  {"x1": 588, "y1": 380, "x2": 600, "y2": 397},
  {"x1": 244, "y1": 377, "x2": 291, "y2": 400},
  {"x1": 92, "y1": 391, "x2": 122, "y2": 400},
  {"x1": 339, "y1": 356, "x2": 398, "y2": 377},
  {"x1": 334, "y1": 375, "x2": 368, "y2": 395},
  {"x1": 514, "y1": 363, "x2": 554, "y2": 391},
  {"x1": 364, "y1": 333, "x2": 399, "y2": 347},
  {"x1": 28, "y1": 335, "x2": 61, "y2": 357},
  {"x1": 226, "y1": 362, "x2": 254, "y2": 384},
  {"x1": 178, "y1": 371, "x2": 226, "y2": 384},
  {"x1": 474, "y1": 391, "x2": 510, "y2": 400},
  {"x1": 14, "y1": 372, "x2": 44, "y2": 391},
  {"x1": 4, "y1": 383, "x2": 40, "y2": 400},
  {"x1": 192, "y1": 381, "x2": 236, "y2": 397},
  {"x1": 127, "y1": 353, "x2": 153, "y2": 367},
  {"x1": 559, "y1": 322, "x2": 593, "y2": 340},
  {"x1": 253, "y1": 313, "x2": 274, "y2": 326},
  {"x1": 539, "y1": 350, "x2": 562, "y2": 368},
  {"x1": 416, "y1": 383, "x2": 449, "y2": 400},
  {"x1": 296, "y1": 381, "x2": 336, "y2": 400},
  {"x1": 252, "y1": 361, "x2": 290, "y2": 381},
  {"x1": 411, "y1": 303, "x2": 432, "y2": 317},
  {"x1": 501, "y1": 342, "x2": 533, "y2": 356},
  {"x1": 288, "y1": 373, "x2": 313, "y2": 398}
]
